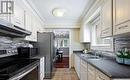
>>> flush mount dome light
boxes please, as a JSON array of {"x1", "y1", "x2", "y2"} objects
[{"x1": 52, "y1": 8, "x2": 67, "y2": 17}]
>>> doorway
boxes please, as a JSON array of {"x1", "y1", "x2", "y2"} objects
[{"x1": 53, "y1": 31, "x2": 70, "y2": 68}]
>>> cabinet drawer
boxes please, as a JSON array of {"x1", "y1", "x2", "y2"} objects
[
  {"x1": 11, "y1": 16, "x2": 24, "y2": 28},
  {"x1": 101, "y1": 27, "x2": 112, "y2": 37},
  {"x1": 81, "y1": 60, "x2": 87, "y2": 70},
  {"x1": 88, "y1": 64, "x2": 95, "y2": 74},
  {"x1": 114, "y1": 21, "x2": 130, "y2": 35},
  {"x1": 96, "y1": 69, "x2": 110, "y2": 80}
]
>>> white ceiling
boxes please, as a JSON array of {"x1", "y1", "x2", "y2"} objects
[{"x1": 28, "y1": 0, "x2": 95, "y2": 27}]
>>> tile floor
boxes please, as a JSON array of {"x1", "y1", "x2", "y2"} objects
[{"x1": 44, "y1": 68, "x2": 79, "y2": 80}]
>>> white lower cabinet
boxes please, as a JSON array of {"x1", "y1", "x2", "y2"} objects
[
  {"x1": 74, "y1": 54, "x2": 81, "y2": 79},
  {"x1": 88, "y1": 64, "x2": 96, "y2": 80},
  {"x1": 39, "y1": 57, "x2": 44, "y2": 80},
  {"x1": 74, "y1": 54, "x2": 112, "y2": 80},
  {"x1": 80, "y1": 59, "x2": 88, "y2": 80},
  {"x1": 96, "y1": 69, "x2": 110, "y2": 80}
]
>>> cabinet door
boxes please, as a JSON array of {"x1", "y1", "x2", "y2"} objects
[
  {"x1": 101, "y1": 0, "x2": 112, "y2": 37},
  {"x1": 88, "y1": 64, "x2": 96, "y2": 80},
  {"x1": 11, "y1": 0, "x2": 25, "y2": 28},
  {"x1": 74, "y1": 54, "x2": 80, "y2": 79},
  {"x1": 115, "y1": 0, "x2": 130, "y2": 25},
  {"x1": 80, "y1": 60, "x2": 88, "y2": 80},
  {"x1": 96, "y1": 69, "x2": 110, "y2": 80},
  {"x1": 24, "y1": 11, "x2": 33, "y2": 41},
  {"x1": 113, "y1": 0, "x2": 130, "y2": 35},
  {"x1": 25, "y1": 11, "x2": 32, "y2": 31},
  {"x1": 40, "y1": 57, "x2": 44, "y2": 80},
  {"x1": 32, "y1": 17, "x2": 38, "y2": 42},
  {"x1": 80, "y1": 24, "x2": 90, "y2": 42},
  {"x1": 39, "y1": 23, "x2": 44, "y2": 33}
]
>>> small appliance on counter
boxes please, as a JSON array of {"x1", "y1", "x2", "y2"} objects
[
  {"x1": 17, "y1": 47, "x2": 38, "y2": 58},
  {"x1": 82, "y1": 49, "x2": 88, "y2": 54}
]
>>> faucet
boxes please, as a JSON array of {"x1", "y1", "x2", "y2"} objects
[{"x1": 94, "y1": 50, "x2": 103, "y2": 58}]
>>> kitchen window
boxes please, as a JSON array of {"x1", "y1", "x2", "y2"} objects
[
  {"x1": 91, "y1": 17, "x2": 112, "y2": 47},
  {"x1": 55, "y1": 38, "x2": 69, "y2": 48},
  {"x1": 60, "y1": 39, "x2": 69, "y2": 47}
]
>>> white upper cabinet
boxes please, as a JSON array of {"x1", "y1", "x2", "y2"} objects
[
  {"x1": 80, "y1": 23, "x2": 90, "y2": 43},
  {"x1": 37, "y1": 22, "x2": 44, "y2": 33},
  {"x1": 113, "y1": 0, "x2": 130, "y2": 35},
  {"x1": 10, "y1": 0, "x2": 25, "y2": 29},
  {"x1": 25, "y1": 11, "x2": 32, "y2": 31},
  {"x1": 25, "y1": 14, "x2": 38, "y2": 42},
  {"x1": 24, "y1": 11, "x2": 33, "y2": 41},
  {"x1": 31, "y1": 16, "x2": 38, "y2": 42},
  {"x1": 101, "y1": 0, "x2": 113, "y2": 37}
]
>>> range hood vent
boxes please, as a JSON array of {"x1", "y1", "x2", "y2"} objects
[{"x1": 0, "y1": 19, "x2": 31, "y2": 38}]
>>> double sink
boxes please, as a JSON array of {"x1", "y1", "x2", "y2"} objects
[{"x1": 80, "y1": 54, "x2": 101, "y2": 59}]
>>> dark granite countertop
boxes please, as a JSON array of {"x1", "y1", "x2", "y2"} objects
[
  {"x1": 73, "y1": 51, "x2": 130, "y2": 79},
  {"x1": 33, "y1": 54, "x2": 44, "y2": 59}
]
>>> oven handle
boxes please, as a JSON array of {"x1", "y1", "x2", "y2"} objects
[{"x1": 8, "y1": 65, "x2": 37, "y2": 80}]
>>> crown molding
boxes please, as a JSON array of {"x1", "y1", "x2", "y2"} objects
[
  {"x1": 81, "y1": 0, "x2": 104, "y2": 24},
  {"x1": 79, "y1": 0, "x2": 96, "y2": 22},
  {"x1": 22, "y1": 0, "x2": 46, "y2": 25},
  {"x1": 44, "y1": 24, "x2": 80, "y2": 29}
]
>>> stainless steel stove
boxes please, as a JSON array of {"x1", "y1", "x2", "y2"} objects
[{"x1": 0, "y1": 49, "x2": 18, "y2": 58}]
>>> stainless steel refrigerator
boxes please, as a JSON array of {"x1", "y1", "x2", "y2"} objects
[{"x1": 37, "y1": 32, "x2": 55, "y2": 79}]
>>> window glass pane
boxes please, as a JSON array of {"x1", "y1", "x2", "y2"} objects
[
  {"x1": 91, "y1": 17, "x2": 112, "y2": 46},
  {"x1": 64, "y1": 40, "x2": 68, "y2": 47}
]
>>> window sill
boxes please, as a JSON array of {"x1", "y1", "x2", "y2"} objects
[{"x1": 91, "y1": 44, "x2": 111, "y2": 47}]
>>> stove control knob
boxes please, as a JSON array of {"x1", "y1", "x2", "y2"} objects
[{"x1": 8, "y1": 51, "x2": 11, "y2": 53}]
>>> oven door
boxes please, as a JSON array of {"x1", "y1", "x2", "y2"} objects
[{"x1": 8, "y1": 66, "x2": 39, "y2": 80}]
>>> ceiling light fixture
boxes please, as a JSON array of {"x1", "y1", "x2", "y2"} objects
[{"x1": 52, "y1": 8, "x2": 67, "y2": 17}]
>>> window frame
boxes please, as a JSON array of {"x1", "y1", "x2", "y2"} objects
[{"x1": 91, "y1": 16, "x2": 112, "y2": 47}]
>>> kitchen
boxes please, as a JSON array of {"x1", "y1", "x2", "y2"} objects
[{"x1": 0, "y1": 0, "x2": 130, "y2": 80}]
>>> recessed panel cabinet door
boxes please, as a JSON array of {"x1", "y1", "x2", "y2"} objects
[
  {"x1": 74, "y1": 54, "x2": 80, "y2": 79},
  {"x1": 115, "y1": 0, "x2": 130, "y2": 25},
  {"x1": 113, "y1": 0, "x2": 130, "y2": 35},
  {"x1": 96, "y1": 69, "x2": 110, "y2": 80},
  {"x1": 88, "y1": 64, "x2": 96, "y2": 80},
  {"x1": 80, "y1": 60, "x2": 88, "y2": 80},
  {"x1": 25, "y1": 12, "x2": 33, "y2": 41},
  {"x1": 101, "y1": 0, "x2": 112, "y2": 37},
  {"x1": 11, "y1": 0, "x2": 25, "y2": 28}
]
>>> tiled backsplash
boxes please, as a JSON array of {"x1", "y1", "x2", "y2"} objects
[
  {"x1": 114, "y1": 38, "x2": 130, "y2": 53},
  {"x1": 0, "y1": 36, "x2": 31, "y2": 50}
]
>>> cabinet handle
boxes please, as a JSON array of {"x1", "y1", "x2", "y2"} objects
[
  {"x1": 98, "y1": 76, "x2": 105, "y2": 80},
  {"x1": 88, "y1": 69, "x2": 94, "y2": 74},
  {"x1": 118, "y1": 25, "x2": 128, "y2": 29},
  {"x1": 16, "y1": 21, "x2": 21, "y2": 24},
  {"x1": 103, "y1": 30, "x2": 108, "y2": 34},
  {"x1": 97, "y1": 76, "x2": 102, "y2": 80},
  {"x1": 101, "y1": 30, "x2": 109, "y2": 35}
]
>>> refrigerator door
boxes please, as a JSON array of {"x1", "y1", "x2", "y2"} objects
[{"x1": 37, "y1": 32, "x2": 54, "y2": 79}]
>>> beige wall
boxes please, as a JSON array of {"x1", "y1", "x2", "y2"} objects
[
  {"x1": 69, "y1": 28, "x2": 83, "y2": 67},
  {"x1": 44, "y1": 28, "x2": 83, "y2": 68}
]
